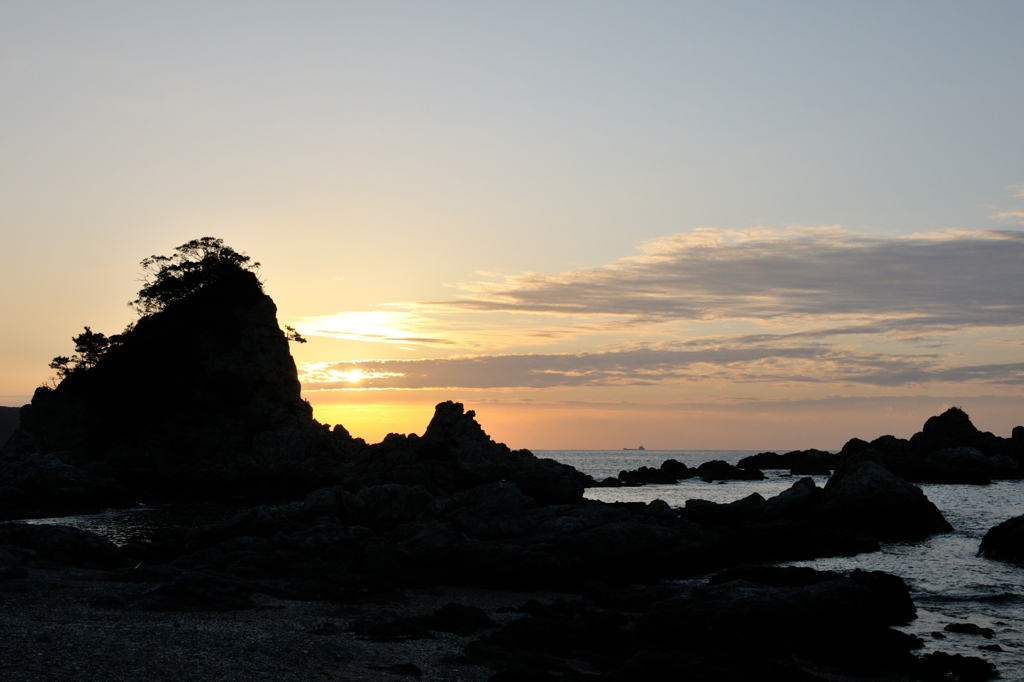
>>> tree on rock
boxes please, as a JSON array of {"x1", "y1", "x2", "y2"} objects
[
  {"x1": 49, "y1": 326, "x2": 114, "y2": 379},
  {"x1": 130, "y1": 237, "x2": 260, "y2": 316}
]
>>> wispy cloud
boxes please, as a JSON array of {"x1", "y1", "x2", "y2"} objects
[
  {"x1": 429, "y1": 228, "x2": 1024, "y2": 330},
  {"x1": 300, "y1": 347, "x2": 1024, "y2": 391}
]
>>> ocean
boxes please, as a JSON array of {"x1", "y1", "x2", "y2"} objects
[{"x1": 540, "y1": 450, "x2": 1024, "y2": 679}]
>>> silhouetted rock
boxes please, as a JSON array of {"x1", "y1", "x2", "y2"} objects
[
  {"x1": 340, "y1": 402, "x2": 592, "y2": 504},
  {"x1": 696, "y1": 459, "x2": 764, "y2": 482},
  {"x1": 837, "y1": 408, "x2": 1024, "y2": 485},
  {"x1": 737, "y1": 449, "x2": 835, "y2": 475},
  {"x1": 617, "y1": 459, "x2": 693, "y2": 485},
  {"x1": 2, "y1": 261, "x2": 350, "y2": 506},
  {"x1": 817, "y1": 458, "x2": 952, "y2": 540},
  {"x1": 467, "y1": 568, "x2": 941, "y2": 681},
  {"x1": 944, "y1": 622, "x2": 994, "y2": 638},
  {"x1": 978, "y1": 513, "x2": 1024, "y2": 564}
]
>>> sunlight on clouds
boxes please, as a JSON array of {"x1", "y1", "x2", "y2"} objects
[
  {"x1": 299, "y1": 361, "x2": 404, "y2": 386},
  {"x1": 292, "y1": 310, "x2": 455, "y2": 346}
]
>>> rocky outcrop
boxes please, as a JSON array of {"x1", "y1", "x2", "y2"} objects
[
  {"x1": 338, "y1": 402, "x2": 593, "y2": 505},
  {"x1": 816, "y1": 457, "x2": 952, "y2": 540},
  {"x1": 737, "y1": 449, "x2": 836, "y2": 475},
  {"x1": 2, "y1": 267, "x2": 348, "y2": 501},
  {"x1": 615, "y1": 459, "x2": 692, "y2": 485},
  {"x1": 680, "y1": 465, "x2": 950, "y2": 545},
  {"x1": 696, "y1": 459, "x2": 764, "y2": 482},
  {"x1": 837, "y1": 408, "x2": 1024, "y2": 485},
  {"x1": 465, "y1": 568, "x2": 994, "y2": 681},
  {"x1": 978, "y1": 513, "x2": 1024, "y2": 564}
]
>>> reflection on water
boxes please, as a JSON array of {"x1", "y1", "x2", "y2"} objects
[{"x1": 542, "y1": 450, "x2": 1024, "y2": 680}]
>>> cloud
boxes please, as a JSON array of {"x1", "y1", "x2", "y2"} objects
[
  {"x1": 991, "y1": 210, "x2": 1024, "y2": 221},
  {"x1": 300, "y1": 347, "x2": 1024, "y2": 390},
  {"x1": 431, "y1": 228, "x2": 1024, "y2": 331}
]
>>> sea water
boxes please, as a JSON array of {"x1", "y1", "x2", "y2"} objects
[{"x1": 540, "y1": 450, "x2": 1024, "y2": 679}]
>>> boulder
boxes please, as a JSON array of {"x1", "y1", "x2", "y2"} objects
[
  {"x1": 617, "y1": 459, "x2": 693, "y2": 485},
  {"x1": 978, "y1": 513, "x2": 1024, "y2": 564},
  {"x1": 817, "y1": 458, "x2": 951, "y2": 541},
  {"x1": 695, "y1": 460, "x2": 764, "y2": 482}
]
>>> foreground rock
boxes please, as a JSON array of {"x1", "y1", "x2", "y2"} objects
[
  {"x1": 978, "y1": 513, "x2": 1024, "y2": 564},
  {"x1": 0, "y1": 527, "x2": 997, "y2": 681},
  {"x1": 838, "y1": 407, "x2": 1024, "y2": 485},
  {"x1": 468, "y1": 567, "x2": 995, "y2": 681}
]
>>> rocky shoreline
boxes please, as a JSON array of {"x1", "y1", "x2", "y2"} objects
[{"x1": 0, "y1": 240, "x2": 1013, "y2": 681}]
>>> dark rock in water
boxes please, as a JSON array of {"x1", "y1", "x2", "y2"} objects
[
  {"x1": 0, "y1": 406, "x2": 19, "y2": 449},
  {"x1": 695, "y1": 460, "x2": 764, "y2": 482},
  {"x1": 914, "y1": 651, "x2": 998, "y2": 681},
  {"x1": 944, "y1": 622, "x2": 994, "y2": 638},
  {"x1": 837, "y1": 407, "x2": 1024, "y2": 485},
  {"x1": 817, "y1": 457, "x2": 952, "y2": 541},
  {"x1": 978, "y1": 513, "x2": 1024, "y2": 564},
  {"x1": 790, "y1": 450, "x2": 835, "y2": 475},
  {"x1": 683, "y1": 493, "x2": 766, "y2": 526},
  {"x1": 0, "y1": 523, "x2": 124, "y2": 569},
  {"x1": 737, "y1": 449, "x2": 835, "y2": 475},
  {"x1": 759, "y1": 476, "x2": 820, "y2": 520},
  {"x1": 617, "y1": 459, "x2": 693, "y2": 485}
]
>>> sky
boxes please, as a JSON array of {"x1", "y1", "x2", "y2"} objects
[{"x1": 2, "y1": 2, "x2": 1023, "y2": 449}]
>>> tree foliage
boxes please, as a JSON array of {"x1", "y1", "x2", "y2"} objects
[
  {"x1": 49, "y1": 326, "x2": 117, "y2": 379},
  {"x1": 130, "y1": 237, "x2": 260, "y2": 316},
  {"x1": 46, "y1": 238, "x2": 307, "y2": 387}
]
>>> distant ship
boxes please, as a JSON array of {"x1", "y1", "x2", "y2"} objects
[{"x1": 623, "y1": 446, "x2": 646, "y2": 451}]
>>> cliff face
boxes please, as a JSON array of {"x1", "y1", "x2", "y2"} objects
[{"x1": 3, "y1": 268, "x2": 335, "y2": 495}]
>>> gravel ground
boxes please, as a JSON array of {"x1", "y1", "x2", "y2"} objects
[{"x1": 0, "y1": 567, "x2": 563, "y2": 682}]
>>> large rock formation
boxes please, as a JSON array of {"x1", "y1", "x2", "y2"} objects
[
  {"x1": 838, "y1": 407, "x2": 1024, "y2": 484},
  {"x1": 1, "y1": 242, "x2": 353, "y2": 514}
]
